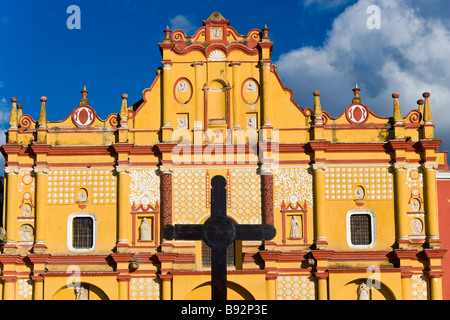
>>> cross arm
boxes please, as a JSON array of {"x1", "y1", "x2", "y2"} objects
[
  {"x1": 235, "y1": 224, "x2": 276, "y2": 241},
  {"x1": 162, "y1": 224, "x2": 204, "y2": 241}
]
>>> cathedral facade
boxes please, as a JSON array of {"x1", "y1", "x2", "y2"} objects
[{"x1": 1, "y1": 12, "x2": 450, "y2": 300}]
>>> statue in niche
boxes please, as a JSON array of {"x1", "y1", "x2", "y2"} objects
[
  {"x1": 0, "y1": 228, "x2": 6, "y2": 242},
  {"x1": 289, "y1": 216, "x2": 301, "y2": 239},
  {"x1": 358, "y1": 283, "x2": 369, "y2": 300},
  {"x1": 355, "y1": 187, "x2": 365, "y2": 200},
  {"x1": 411, "y1": 200, "x2": 421, "y2": 212},
  {"x1": 411, "y1": 219, "x2": 423, "y2": 235},
  {"x1": 247, "y1": 117, "x2": 257, "y2": 129},
  {"x1": 19, "y1": 225, "x2": 33, "y2": 242},
  {"x1": 22, "y1": 204, "x2": 32, "y2": 217},
  {"x1": 77, "y1": 189, "x2": 88, "y2": 202},
  {"x1": 75, "y1": 286, "x2": 89, "y2": 300},
  {"x1": 139, "y1": 218, "x2": 152, "y2": 241}
]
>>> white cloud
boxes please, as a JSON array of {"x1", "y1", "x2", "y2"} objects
[
  {"x1": 275, "y1": 0, "x2": 450, "y2": 150},
  {"x1": 169, "y1": 15, "x2": 195, "y2": 34}
]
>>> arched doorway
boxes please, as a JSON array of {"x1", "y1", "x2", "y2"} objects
[
  {"x1": 184, "y1": 281, "x2": 255, "y2": 300},
  {"x1": 52, "y1": 282, "x2": 109, "y2": 300}
]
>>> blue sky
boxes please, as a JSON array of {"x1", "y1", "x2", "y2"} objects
[{"x1": 1, "y1": 0, "x2": 450, "y2": 157}]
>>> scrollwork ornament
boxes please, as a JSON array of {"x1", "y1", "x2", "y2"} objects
[
  {"x1": 115, "y1": 165, "x2": 131, "y2": 175},
  {"x1": 4, "y1": 166, "x2": 20, "y2": 175},
  {"x1": 33, "y1": 166, "x2": 49, "y2": 175},
  {"x1": 420, "y1": 163, "x2": 438, "y2": 172}
]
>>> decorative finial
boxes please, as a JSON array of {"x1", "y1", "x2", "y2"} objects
[
  {"x1": 17, "y1": 104, "x2": 23, "y2": 120},
  {"x1": 392, "y1": 93, "x2": 402, "y2": 123},
  {"x1": 39, "y1": 96, "x2": 48, "y2": 128},
  {"x1": 164, "y1": 26, "x2": 172, "y2": 43},
  {"x1": 9, "y1": 97, "x2": 18, "y2": 129},
  {"x1": 262, "y1": 24, "x2": 270, "y2": 40},
  {"x1": 423, "y1": 92, "x2": 432, "y2": 124},
  {"x1": 313, "y1": 91, "x2": 322, "y2": 117},
  {"x1": 352, "y1": 84, "x2": 361, "y2": 103},
  {"x1": 80, "y1": 86, "x2": 89, "y2": 106}
]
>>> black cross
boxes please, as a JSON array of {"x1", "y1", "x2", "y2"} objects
[{"x1": 162, "y1": 175, "x2": 276, "y2": 300}]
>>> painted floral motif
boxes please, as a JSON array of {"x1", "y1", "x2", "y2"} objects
[
  {"x1": 276, "y1": 275, "x2": 315, "y2": 300},
  {"x1": 17, "y1": 279, "x2": 33, "y2": 300},
  {"x1": 411, "y1": 274, "x2": 428, "y2": 300},
  {"x1": 274, "y1": 167, "x2": 313, "y2": 207},
  {"x1": 172, "y1": 169, "x2": 208, "y2": 225},
  {"x1": 47, "y1": 169, "x2": 116, "y2": 205},
  {"x1": 18, "y1": 170, "x2": 35, "y2": 192},
  {"x1": 406, "y1": 166, "x2": 424, "y2": 188},
  {"x1": 325, "y1": 166, "x2": 392, "y2": 201},
  {"x1": 228, "y1": 168, "x2": 262, "y2": 224},
  {"x1": 129, "y1": 169, "x2": 160, "y2": 207},
  {"x1": 130, "y1": 278, "x2": 160, "y2": 300}
]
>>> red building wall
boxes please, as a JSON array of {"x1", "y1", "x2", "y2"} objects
[{"x1": 437, "y1": 175, "x2": 450, "y2": 300}]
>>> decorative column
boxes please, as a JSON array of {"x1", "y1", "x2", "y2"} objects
[
  {"x1": 3, "y1": 166, "x2": 19, "y2": 253},
  {"x1": 394, "y1": 249, "x2": 418, "y2": 300},
  {"x1": 261, "y1": 167, "x2": 274, "y2": 226},
  {"x1": 260, "y1": 25, "x2": 273, "y2": 129},
  {"x1": 423, "y1": 249, "x2": 446, "y2": 300},
  {"x1": 33, "y1": 165, "x2": 49, "y2": 253},
  {"x1": 0, "y1": 255, "x2": 20, "y2": 300},
  {"x1": 230, "y1": 61, "x2": 241, "y2": 129},
  {"x1": 116, "y1": 165, "x2": 131, "y2": 252},
  {"x1": 422, "y1": 163, "x2": 440, "y2": 248},
  {"x1": 193, "y1": 61, "x2": 204, "y2": 134},
  {"x1": 28, "y1": 254, "x2": 50, "y2": 300},
  {"x1": 312, "y1": 163, "x2": 327, "y2": 249},
  {"x1": 259, "y1": 250, "x2": 280, "y2": 300},
  {"x1": 162, "y1": 60, "x2": 174, "y2": 143},
  {"x1": 111, "y1": 253, "x2": 133, "y2": 300},
  {"x1": 311, "y1": 250, "x2": 333, "y2": 300},
  {"x1": 261, "y1": 59, "x2": 272, "y2": 128},
  {"x1": 156, "y1": 252, "x2": 177, "y2": 300},
  {"x1": 161, "y1": 171, "x2": 173, "y2": 227},
  {"x1": 393, "y1": 163, "x2": 409, "y2": 248}
]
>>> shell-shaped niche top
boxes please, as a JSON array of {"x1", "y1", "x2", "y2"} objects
[{"x1": 208, "y1": 50, "x2": 226, "y2": 62}]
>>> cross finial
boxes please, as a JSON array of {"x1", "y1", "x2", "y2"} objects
[
  {"x1": 80, "y1": 85, "x2": 89, "y2": 106},
  {"x1": 352, "y1": 84, "x2": 361, "y2": 103}
]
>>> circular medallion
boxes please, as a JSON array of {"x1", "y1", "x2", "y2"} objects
[
  {"x1": 241, "y1": 78, "x2": 260, "y2": 105},
  {"x1": 411, "y1": 188, "x2": 420, "y2": 197},
  {"x1": 22, "y1": 174, "x2": 33, "y2": 185},
  {"x1": 202, "y1": 215, "x2": 236, "y2": 249},
  {"x1": 174, "y1": 78, "x2": 193, "y2": 105},
  {"x1": 23, "y1": 192, "x2": 31, "y2": 200},
  {"x1": 346, "y1": 104, "x2": 369, "y2": 124},
  {"x1": 410, "y1": 169, "x2": 420, "y2": 180},
  {"x1": 72, "y1": 106, "x2": 96, "y2": 128}
]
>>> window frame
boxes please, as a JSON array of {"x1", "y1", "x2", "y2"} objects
[
  {"x1": 346, "y1": 209, "x2": 376, "y2": 249},
  {"x1": 67, "y1": 212, "x2": 97, "y2": 253}
]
